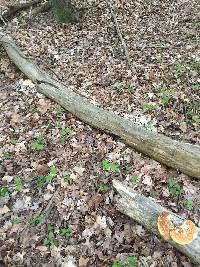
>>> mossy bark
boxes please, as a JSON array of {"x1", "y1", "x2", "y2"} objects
[{"x1": 50, "y1": 0, "x2": 79, "y2": 23}]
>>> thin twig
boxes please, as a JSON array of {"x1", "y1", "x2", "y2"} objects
[
  {"x1": 106, "y1": 0, "x2": 136, "y2": 75},
  {"x1": 42, "y1": 186, "x2": 60, "y2": 218}
]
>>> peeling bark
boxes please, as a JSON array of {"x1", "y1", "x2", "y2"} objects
[{"x1": 0, "y1": 33, "x2": 200, "y2": 179}]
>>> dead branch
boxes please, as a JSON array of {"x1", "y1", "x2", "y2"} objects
[
  {"x1": 106, "y1": 0, "x2": 136, "y2": 75},
  {"x1": 0, "y1": 0, "x2": 43, "y2": 22},
  {"x1": 32, "y1": 1, "x2": 51, "y2": 15},
  {"x1": 113, "y1": 180, "x2": 200, "y2": 264},
  {"x1": 0, "y1": 33, "x2": 200, "y2": 179}
]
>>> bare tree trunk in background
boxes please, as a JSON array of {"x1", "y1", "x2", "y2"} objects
[{"x1": 50, "y1": 0, "x2": 79, "y2": 23}]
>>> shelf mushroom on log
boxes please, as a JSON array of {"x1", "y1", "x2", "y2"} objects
[
  {"x1": 170, "y1": 220, "x2": 198, "y2": 245},
  {"x1": 113, "y1": 180, "x2": 200, "y2": 264},
  {"x1": 157, "y1": 211, "x2": 173, "y2": 240}
]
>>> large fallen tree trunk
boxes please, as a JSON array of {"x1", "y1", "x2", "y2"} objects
[
  {"x1": 0, "y1": 33, "x2": 200, "y2": 179},
  {"x1": 113, "y1": 180, "x2": 200, "y2": 264}
]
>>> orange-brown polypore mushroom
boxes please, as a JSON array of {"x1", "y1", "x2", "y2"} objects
[
  {"x1": 170, "y1": 220, "x2": 198, "y2": 245},
  {"x1": 157, "y1": 211, "x2": 174, "y2": 240}
]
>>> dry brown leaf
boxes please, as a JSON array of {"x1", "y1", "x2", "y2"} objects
[{"x1": 78, "y1": 256, "x2": 89, "y2": 267}]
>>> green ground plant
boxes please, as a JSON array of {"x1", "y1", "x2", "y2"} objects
[
  {"x1": 15, "y1": 177, "x2": 24, "y2": 192},
  {"x1": 31, "y1": 133, "x2": 46, "y2": 151},
  {"x1": 30, "y1": 215, "x2": 46, "y2": 226},
  {"x1": 60, "y1": 227, "x2": 73, "y2": 237},
  {"x1": 0, "y1": 187, "x2": 10, "y2": 197},
  {"x1": 102, "y1": 160, "x2": 120, "y2": 172},
  {"x1": 112, "y1": 256, "x2": 138, "y2": 267},
  {"x1": 143, "y1": 103, "x2": 156, "y2": 112},
  {"x1": 60, "y1": 127, "x2": 72, "y2": 144},
  {"x1": 169, "y1": 178, "x2": 184, "y2": 197},
  {"x1": 36, "y1": 166, "x2": 59, "y2": 188},
  {"x1": 186, "y1": 199, "x2": 194, "y2": 211},
  {"x1": 99, "y1": 183, "x2": 109, "y2": 193}
]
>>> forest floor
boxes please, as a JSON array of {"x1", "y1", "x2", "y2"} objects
[{"x1": 0, "y1": 0, "x2": 200, "y2": 266}]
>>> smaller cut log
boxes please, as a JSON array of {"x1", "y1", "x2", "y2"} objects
[{"x1": 113, "y1": 180, "x2": 200, "y2": 264}]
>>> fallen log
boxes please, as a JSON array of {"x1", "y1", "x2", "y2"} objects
[
  {"x1": 113, "y1": 180, "x2": 200, "y2": 264},
  {"x1": 0, "y1": 0, "x2": 43, "y2": 22},
  {"x1": 0, "y1": 33, "x2": 200, "y2": 179}
]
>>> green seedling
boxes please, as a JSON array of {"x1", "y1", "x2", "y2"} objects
[
  {"x1": 149, "y1": 191, "x2": 156, "y2": 198},
  {"x1": 112, "y1": 261, "x2": 122, "y2": 267},
  {"x1": 143, "y1": 103, "x2": 155, "y2": 111},
  {"x1": 125, "y1": 165, "x2": 134, "y2": 174},
  {"x1": 10, "y1": 138, "x2": 17, "y2": 145},
  {"x1": 2, "y1": 152, "x2": 12, "y2": 160},
  {"x1": 169, "y1": 178, "x2": 184, "y2": 197},
  {"x1": 60, "y1": 127, "x2": 72, "y2": 144},
  {"x1": 112, "y1": 256, "x2": 138, "y2": 267},
  {"x1": 15, "y1": 177, "x2": 24, "y2": 192},
  {"x1": 56, "y1": 107, "x2": 65, "y2": 117},
  {"x1": 192, "y1": 115, "x2": 200, "y2": 124},
  {"x1": 36, "y1": 166, "x2": 59, "y2": 188},
  {"x1": 112, "y1": 82, "x2": 135, "y2": 91},
  {"x1": 13, "y1": 218, "x2": 21, "y2": 224},
  {"x1": 127, "y1": 84, "x2": 136, "y2": 92},
  {"x1": 30, "y1": 215, "x2": 46, "y2": 226},
  {"x1": 64, "y1": 175, "x2": 72, "y2": 185},
  {"x1": 99, "y1": 183, "x2": 109, "y2": 193},
  {"x1": 44, "y1": 225, "x2": 59, "y2": 246},
  {"x1": 127, "y1": 256, "x2": 138, "y2": 266},
  {"x1": 112, "y1": 82, "x2": 126, "y2": 90},
  {"x1": 0, "y1": 187, "x2": 10, "y2": 197},
  {"x1": 130, "y1": 175, "x2": 140, "y2": 183},
  {"x1": 31, "y1": 133, "x2": 46, "y2": 151},
  {"x1": 192, "y1": 83, "x2": 200, "y2": 90},
  {"x1": 160, "y1": 96, "x2": 171, "y2": 106},
  {"x1": 46, "y1": 166, "x2": 59, "y2": 183},
  {"x1": 102, "y1": 160, "x2": 120, "y2": 172},
  {"x1": 60, "y1": 227, "x2": 73, "y2": 237},
  {"x1": 175, "y1": 63, "x2": 186, "y2": 72},
  {"x1": 186, "y1": 110, "x2": 193, "y2": 119},
  {"x1": 186, "y1": 199, "x2": 194, "y2": 211},
  {"x1": 36, "y1": 175, "x2": 47, "y2": 188},
  {"x1": 186, "y1": 111, "x2": 200, "y2": 124}
]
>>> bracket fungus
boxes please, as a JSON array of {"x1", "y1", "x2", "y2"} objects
[
  {"x1": 157, "y1": 212, "x2": 198, "y2": 245},
  {"x1": 170, "y1": 220, "x2": 198, "y2": 245},
  {"x1": 157, "y1": 211, "x2": 174, "y2": 240}
]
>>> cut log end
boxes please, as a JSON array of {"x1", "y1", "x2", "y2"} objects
[{"x1": 113, "y1": 180, "x2": 200, "y2": 264}]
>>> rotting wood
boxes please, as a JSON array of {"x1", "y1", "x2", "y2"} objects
[
  {"x1": 0, "y1": 33, "x2": 200, "y2": 179},
  {"x1": 113, "y1": 180, "x2": 200, "y2": 264}
]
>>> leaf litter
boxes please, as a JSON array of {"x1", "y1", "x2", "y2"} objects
[{"x1": 0, "y1": 0, "x2": 200, "y2": 266}]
